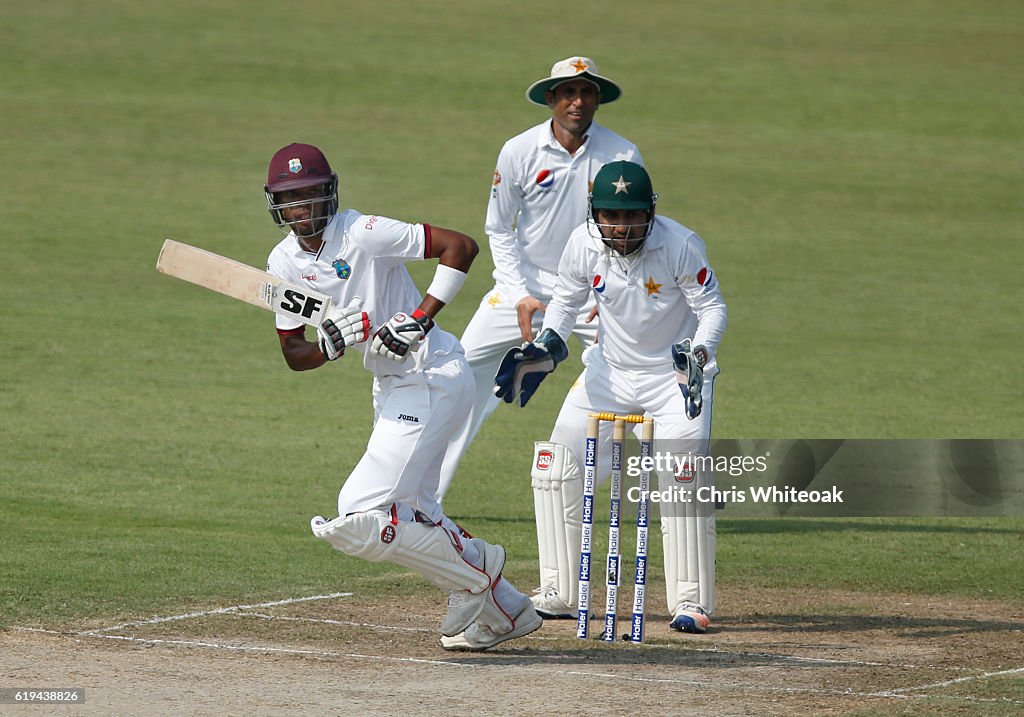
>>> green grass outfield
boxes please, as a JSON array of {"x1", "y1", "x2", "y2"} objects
[{"x1": 1, "y1": 0, "x2": 1021, "y2": 654}]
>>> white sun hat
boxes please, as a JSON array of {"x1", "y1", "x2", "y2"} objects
[{"x1": 525, "y1": 56, "x2": 623, "y2": 106}]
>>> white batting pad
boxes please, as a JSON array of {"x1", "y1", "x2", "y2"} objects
[
  {"x1": 659, "y1": 460, "x2": 717, "y2": 613},
  {"x1": 311, "y1": 511, "x2": 492, "y2": 594},
  {"x1": 531, "y1": 441, "x2": 584, "y2": 605}
]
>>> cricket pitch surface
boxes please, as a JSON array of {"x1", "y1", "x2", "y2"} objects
[{"x1": 4, "y1": 586, "x2": 1022, "y2": 716}]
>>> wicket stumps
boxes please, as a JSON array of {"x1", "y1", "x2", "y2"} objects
[{"x1": 577, "y1": 412, "x2": 654, "y2": 643}]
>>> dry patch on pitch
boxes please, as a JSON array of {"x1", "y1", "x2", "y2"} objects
[{"x1": 4, "y1": 587, "x2": 1022, "y2": 716}]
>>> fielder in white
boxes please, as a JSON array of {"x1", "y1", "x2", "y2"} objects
[
  {"x1": 436, "y1": 56, "x2": 643, "y2": 500},
  {"x1": 494, "y1": 161, "x2": 727, "y2": 633},
  {"x1": 262, "y1": 142, "x2": 541, "y2": 650}
]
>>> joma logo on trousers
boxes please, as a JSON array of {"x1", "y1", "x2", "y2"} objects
[{"x1": 398, "y1": 414, "x2": 420, "y2": 423}]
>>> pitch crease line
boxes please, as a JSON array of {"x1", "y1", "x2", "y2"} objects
[
  {"x1": 867, "y1": 665, "x2": 1024, "y2": 696},
  {"x1": 15, "y1": 628, "x2": 484, "y2": 669},
  {"x1": 232, "y1": 611, "x2": 558, "y2": 640},
  {"x1": 79, "y1": 592, "x2": 354, "y2": 634},
  {"x1": 220, "y1": 612, "x2": 983, "y2": 670},
  {"x1": 82, "y1": 604, "x2": 998, "y2": 671},
  {"x1": 235, "y1": 611, "x2": 436, "y2": 634}
]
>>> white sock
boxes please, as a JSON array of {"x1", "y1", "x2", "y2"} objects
[
  {"x1": 458, "y1": 537, "x2": 481, "y2": 568},
  {"x1": 434, "y1": 515, "x2": 483, "y2": 569},
  {"x1": 491, "y1": 577, "x2": 526, "y2": 616}
]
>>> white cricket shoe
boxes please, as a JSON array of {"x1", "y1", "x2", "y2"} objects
[
  {"x1": 669, "y1": 601, "x2": 710, "y2": 634},
  {"x1": 440, "y1": 594, "x2": 543, "y2": 651},
  {"x1": 440, "y1": 539, "x2": 505, "y2": 637},
  {"x1": 530, "y1": 586, "x2": 576, "y2": 620}
]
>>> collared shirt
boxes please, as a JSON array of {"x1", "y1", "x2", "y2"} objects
[
  {"x1": 486, "y1": 119, "x2": 642, "y2": 304},
  {"x1": 542, "y1": 216, "x2": 727, "y2": 371},
  {"x1": 266, "y1": 210, "x2": 461, "y2": 377}
]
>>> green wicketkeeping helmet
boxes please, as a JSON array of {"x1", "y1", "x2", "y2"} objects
[{"x1": 589, "y1": 160, "x2": 656, "y2": 211}]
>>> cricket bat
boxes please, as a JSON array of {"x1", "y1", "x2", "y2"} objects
[{"x1": 155, "y1": 239, "x2": 333, "y2": 327}]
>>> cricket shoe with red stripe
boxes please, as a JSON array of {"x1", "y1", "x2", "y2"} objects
[
  {"x1": 440, "y1": 539, "x2": 505, "y2": 637},
  {"x1": 440, "y1": 590, "x2": 543, "y2": 651}
]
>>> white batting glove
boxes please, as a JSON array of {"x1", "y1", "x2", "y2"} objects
[
  {"x1": 316, "y1": 297, "x2": 371, "y2": 361},
  {"x1": 370, "y1": 310, "x2": 435, "y2": 362}
]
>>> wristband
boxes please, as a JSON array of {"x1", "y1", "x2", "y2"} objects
[
  {"x1": 534, "y1": 328, "x2": 569, "y2": 366},
  {"x1": 425, "y1": 264, "x2": 468, "y2": 305},
  {"x1": 411, "y1": 309, "x2": 435, "y2": 334}
]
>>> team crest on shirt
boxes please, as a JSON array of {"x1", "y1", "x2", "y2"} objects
[
  {"x1": 592, "y1": 274, "x2": 606, "y2": 294},
  {"x1": 332, "y1": 258, "x2": 351, "y2": 279},
  {"x1": 644, "y1": 276, "x2": 663, "y2": 296},
  {"x1": 288, "y1": 158, "x2": 302, "y2": 173}
]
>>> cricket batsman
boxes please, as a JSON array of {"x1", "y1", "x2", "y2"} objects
[
  {"x1": 494, "y1": 160, "x2": 727, "y2": 633},
  {"x1": 262, "y1": 142, "x2": 541, "y2": 650}
]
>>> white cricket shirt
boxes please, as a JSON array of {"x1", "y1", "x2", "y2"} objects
[
  {"x1": 266, "y1": 210, "x2": 461, "y2": 377},
  {"x1": 486, "y1": 119, "x2": 642, "y2": 304},
  {"x1": 541, "y1": 216, "x2": 727, "y2": 370}
]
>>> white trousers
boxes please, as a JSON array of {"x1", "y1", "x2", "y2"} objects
[
  {"x1": 338, "y1": 353, "x2": 473, "y2": 523},
  {"x1": 437, "y1": 286, "x2": 597, "y2": 499}
]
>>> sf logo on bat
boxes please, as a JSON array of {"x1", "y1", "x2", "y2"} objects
[{"x1": 272, "y1": 287, "x2": 331, "y2": 324}]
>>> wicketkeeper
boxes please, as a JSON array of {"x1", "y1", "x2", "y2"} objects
[{"x1": 494, "y1": 160, "x2": 727, "y2": 633}]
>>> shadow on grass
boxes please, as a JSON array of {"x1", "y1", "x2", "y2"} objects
[
  {"x1": 718, "y1": 519, "x2": 1023, "y2": 536},
  {"x1": 445, "y1": 514, "x2": 537, "y2": 527},
  {"x1": 448, "y1": 515, "x2": 1022, "y2": 536}
]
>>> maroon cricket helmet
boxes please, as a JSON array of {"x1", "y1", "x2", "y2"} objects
[
  {"x1": 264, "y1": 143, "x2": 339, "y2": 236},
  {"x1": 265, "y1": 143, "x2": 337, "y2": 193}
]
